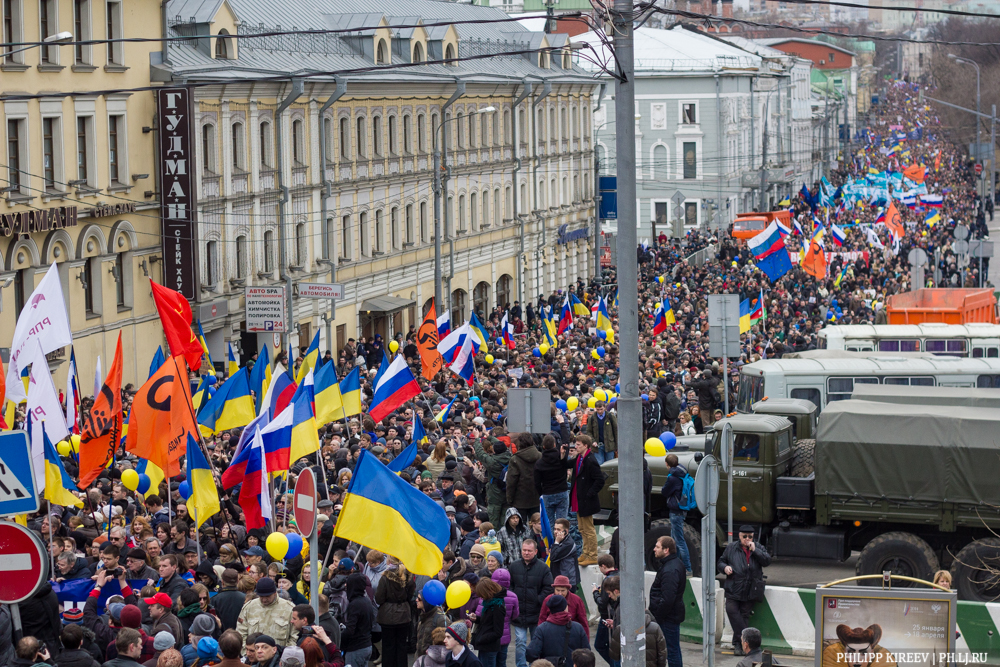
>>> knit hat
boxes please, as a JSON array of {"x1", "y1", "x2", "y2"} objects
[
  {"x1": 107, "y1": 603, "x2": 125, "y2": 623},
  {"x1": 546, "y1": 594, "x2": 568, "y2": 613},
  {"x1": 446, "y1": 621, "x2": 469, "y2": 645},
  {"x1": 255, "y1": 577, "x2": 278, "y2": 596},
  {"x1": 486, "y1": 551, "x2": 504, "y2": 565},
  {"x1": 120, "y1": 604, "x2": 142, "y2": 629},
  {"x1": 491, "y1": 441, "x2": 507, "y2": 455},
  {"x1": 460, "y1": 517, "x2": 476, "y2": 532},
  {"x1": 197, "y1": 637, "x2": 220, "y2": 660},
  {"x1": 190, "y1": 613, "x2": 217, "y2": 637},
  {"x1": 61, "y1": 608, "x2": 84, "y2": 625},
  {"x1": 254, "y1": 635, "x2": 277, "y2": 648},
  {"x1": 153, "y1": 631, "x2": 175, "y2": 651},
  {"x1": 469, "y1": 544, "x2": 486, "y2": 559}
]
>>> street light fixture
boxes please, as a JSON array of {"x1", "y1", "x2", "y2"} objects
[
  {"x1": 1, "y1": 31, "x2": 73, "y2": 59},
  {"x1": 948, "y1": 53, "x2": 983, "y2": 195}
]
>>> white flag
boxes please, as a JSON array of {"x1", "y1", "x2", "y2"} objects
[
  {"x1": 864, "y1": 227, "x2": 884, "y2": 250},
  {"x1": 94, "y1": 357, "x2": 102, "y2": 398},
  {"x1": 6, "y1": 263, "x2": 73, "y2": 403},
  {"x1": 65, "y1": 355, "x2": 77, "y2": 433},
  {"x1": 26, "y1": 342, "x2": 70, "y2": 491}
]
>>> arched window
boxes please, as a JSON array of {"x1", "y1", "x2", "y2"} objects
[
  {"x1": 215, "y1": 30, "x2": 230, "y2": 59},
  {"x1": 202, "y1": 123, "x2": 216, "y2": 173},
  {"x1": 372, "y1": 116, "x2": 382, "y2": 157},
  {"x1": 652, "y1": 144, "x2": 668, "y2": 179},
  {"x1": 341, "y1": 214, "x2": 352, "y2": 259},
  {"x1": 360, "y1": 212, "x2": 370, "y2": 256},
  {"x1": 295, "y1": 222, "x2": 306, "y2": 265},
  {"x1": 496, "y1": 275, "x2": 512, "y2": 310},
  {"x1": 231, "y1": 122, "x2": 245, "y2": 171},
  {"x1": 259, "y1": 121, "x2": 272, "y2": 167},
  {"x1": 473, "y1": 281, "x2": 490, "y2": 317},
  {"x1": 205, "y1": 240, "x2": 218, "y2": 285},
  {"x1": 376, "y1": 39, "x2": 388, "y2": 64},
  {"x1": 560, "y1": 108, "x2": 568, "y2": 139},
  {"x1": 451, "y1": 289, "x2": 466, "y2": 324},
  {"x1": 390, "y1": 207, "x2": 399, "y2": 249},
  {"x1": 323, "y1": 116, "x2": 334, "y2": 163},
  {"x1": 405, "y1": 204, "x2": 414, "y2": 245},
  {"x1": 468, "y1": 113, "x2": 476, "y2": 149},
  {"x1": 458, "y1": 194, "x2": 466, "y2": 232},
  {"x1": 236, "y1": 234, "x2": 247, "y2": 278},
  {"x1": 292, "y1": 119, "x2": 304, "y2": 164},
  {"x1": 493, "y1": 189, "x2": 500, "y2": 226},
  {"x1": 470, "y1": 191, "x2": 477, "y2": 230},
  {"x1": 356, "y1": 116, "x2": 367, "y2": 158},
  {"x1": 339, "y1": 117, "x2": 350, "y2": 159},
  {"x1": 456, "y1": 112, "x2": 464, "y2": 148},
  {"x1": 444, "y1": 43, "x2": 455, "y2": 62},
  {"x1": 505, "y1": 187, "x2": 511, "y2": 220},
  {"x1": 402, "y1": 115, "x2": 411, "y2": 154},
  {"x1": 419, "y1": 201, "x2": 428, "y2": 242},
  {"x1": 388, "y1": 115, "x2": 397, "y2": 154},
  {"x1": 548, "y1": 108, "x2": 556, "y2": 142},
  {"x1": 536, "y1": 108, "x2": 544, "y2": 143},
  {"x1": 417, "y1": 113, "x2": 426, "y2": 153},
  {"x1": 413, "y1": 41, "x2": 424, "y2": 63},
  {"x1": 374, "y1": 210, "x2": 384, "y2": 253},
  {"x1": 263, "y1": 230, "x2": 275, "y2": 272},
  {"x1": 503, "y1": 109, "x2": 511, "y2": 144}
]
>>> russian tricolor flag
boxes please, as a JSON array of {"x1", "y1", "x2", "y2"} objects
[
  {"x1": 830, "y1": 223, "x2": 847, "y2": 247},
  {"x1": 557, "y1": 297, "x2": 573, "y2": 334},
  {"x1": 259, "y1": 362, "x2": 296, "y2": 420},
  {"x1": 921, "y1": 194, "x2": 943, "y2": 208},
  {"x1": 438, "y1": 323, "x2": 474, "y2": 364},
  {"x1": 447, "y1": 330, "x2": 476, "y2": 387},
  {"x1": 502, "y1": 312, "x2": 515, "y2": 350},
  {"x1": 652, "y1": 303, "x2": 667, "y2": 336},
  {"x1": 747, "y1": 220, "x2": 793, "y2": 282},
  {"x1": 776, "y1": 221, "x2": 791, "y2": 238},
  {"x1": 437, "y1": 312, "x2": 451, "y2": 338},
  {"x1": 239, "y1": 427, "x2": 273, "y2": 529},
  {"x1": 368, "y1": 356, "x2": 421, "y2": 422}
]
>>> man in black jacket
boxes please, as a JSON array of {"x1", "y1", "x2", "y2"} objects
[
  {"x1": 341, "y1": 572, "x2": 375, "y2": 667},
  {"x1": 212, "y1": 569, "x2": 246, "y2": 631},
  {"x1": 567, "y1": 435, "x2": 604, "y2": 566},
  {"x1": 649, "y1": 536, "x2": 685, "y2": 667},
  {"x1": 534, "y1": 436, "x2": 570, "y2": 530},
  {"x1": 717, "y1": 526, "x2": 771, "y2": 656},
  {"x1": 508, "y1": 540, "x2": 553, "y2": 667}
]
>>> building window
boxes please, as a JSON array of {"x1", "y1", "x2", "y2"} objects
[
  {"x1": 39, "y1": 0, "x2": 55, "y2": 63},
  {"x1": 215, "y1": 29, "x2": 229, "y2": 59},
  {"x1": 683, "y1": 142, "x2": 697, "y2": 179},
  {"x1": 504, "y1": 187, "x2": 511, "y2": 220},
  {"x1": 13, "y1": 268, "x2": 25, "y2": 314},
  {"x1": 482, "y1": 111, "x2": 488, "y2": 146},
  {"x1": 503, "y1": 109, "x2": 510, "y2": 144},
  {"x1": 339, "y1": 117, "x2": 349, "y2": 159},
  {"x1": 236, "y1": 234, "x2": 247, "y2": 278},
  {"x1": 388, "y1": 115, "x2": 397, "y2": 154},
  {"x1": 4, "y1": 0, "x2": 22, "y2": 63},
  {"x1": 341, "y1": 214, "x2": 351, "y2": 259},
  {"x1": 376, "y1": 38, "x2": 388, "y2": 64},
  {"x1": 83, "y1": 258, "x2": 95, "y2": 314},
  {"x1": 356, "y1": 116, "x2": 366, "y2": 159},
  {"x1": 77, "y1": 116, "x2": 91, "y2": 182},
  {"x1": 682, "y1": 103, "x2": 696, "y2": 124},
  {"x1": 470, "y1": 192, "x2": 479, "y2": 230},
  {"x1": 360, "y1": 212, "x2": 370, "y2": 256},
  {"x1": 444, "y1": 43, "x2": 455, "y2": 62},
  {"x1": 323, "y1": 116, "x2": 333, "y2": 163},
  {"x1": 205, "y1": 240, "x2": 218, "y2": 285},
  {"x1": 419, "y1": 202, "x2": 427, "y2": 243},
  {"x1": 473, "y1": 282, "x2": 490, "y2": 317},
  {"x1": 42, "y1": 117, "x2": 56, "y2": 190},
  {"x1": 417, "y1": 113, "x2": 425, "y2": 153},
  {"x1": 535, "y1": 108, "x2": 543, "y2": 144},
  {"x1": 494, "y1": 189, "x2": 501, "y2": 226},
  {"x1": 456, "y1": 112, "x2": 464, "y2": 148},
  {"x1": 548, "y1": 108, "x2": 556, "y2": 141},
  {"x1": 106, "y1": 0, "x2": 122, "y2": 65},
  {"x1": 231, "y1": 122, "x2": 245, "y2": 171},
  {"x1": 295, "y1": 222, "x2": 306, "y2": 265},
  {"x1": 202, "y1": 123, "x2": 216, "y2": 173},
  {"x1": 263, "y1": 229, "x2": 274, "y2": 272},
  {"x1": 108, "y1": 114, "x2": 123, "y2": 183},
  {"x1": 402, "y1": 115, "x2": 411, "y2": 154},
  {"x1": 496, "y1": 275, "x2": 511, "y2": 309},
  {"x1": 405, "y1": 204, "x2": 413, "y2": 245},
  {"x1": 292, "y1": 119, "x2": 304, "y2": 164},
  {"x1": 412, "y1": 41, "x2": 424, "y2": 63},
  {"x1": 7, "y1": 118, "x2": 22, "y2": 190},
  {"x1": 375, "y1": 209, "x2": 384, "y2": 253},
  {"x1": 458, "y1": 194, "x2": 466, "y2": 232},
  {"x1": 684, "y1": 201, "x2": 698, "y2": 227},
  {"x1": 259, "y1": 121, "x2": 272, "y2": 167},
  {"x1": 390, "y1": 207, "x2": 399, "y2": 249},
  {"x1": 468, "y1": 113, "x2": 476, "y2": 149},
  {"x1": 450, "y1": 289, "x2": 466, "y2": 323},
  {"x1": 372, "y1": 116, "x2": 382, "y2": 157}
]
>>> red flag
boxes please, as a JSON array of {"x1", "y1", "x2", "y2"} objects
[
  {"x1": 78, "y1": 333, "x2": 124, "y2": 488},
  {"x1": 151, "y1": 280, "x2": 204, "y2": 371}
]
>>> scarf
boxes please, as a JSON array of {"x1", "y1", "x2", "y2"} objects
[{"x1": 177, "y1": 602, "x2": 202, "y2": 619}]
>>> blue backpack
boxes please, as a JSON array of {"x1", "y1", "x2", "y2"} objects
[{"x1": 678, "y1": 474, "x2": 697, "y2": 511}]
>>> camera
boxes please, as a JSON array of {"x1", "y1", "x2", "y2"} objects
[{"x1": 112, "y1": 567, "x2": 125, "y2": 578}]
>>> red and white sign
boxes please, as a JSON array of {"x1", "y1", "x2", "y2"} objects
[
  {"x1": 294, "y1": 468, "x2": 317, "y2": 538},
  {"x1": 297, "y1": 283, "x2": 345, "y2": 300},
  {"x1": 976, "y1": 163, "x2": 983, "y2": 175},
  {"x1": 0, "y1": 521, "x2": 49, "y2": 603}
]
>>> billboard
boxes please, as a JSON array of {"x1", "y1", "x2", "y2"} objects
[
  {"x1": 157, "y1": 87, "x2": 198, "y2": 300},
  {"x1": 815, "y1": 586, "x2": 957, "y2": 667}
]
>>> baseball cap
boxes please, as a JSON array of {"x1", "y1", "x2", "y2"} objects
[
  {"x1": 242, "y1": 546, "x2": 266, "y2": 557},
  {"x1": 143, "y1": 592, "x2": 173, "y2": 608}
]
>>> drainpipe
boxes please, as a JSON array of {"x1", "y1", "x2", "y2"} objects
[
  {"x1": 275, "y1": 77, "x2": 304, "y2": 352},
  {"x1": 531, "y1": 80, "x2": 551, "y2": 295},
  {"x1": 750, "y1": 75, "x2": 756, "y2": 210},
  {"x1": 715, "y1": 72, "x2": 723, "y2": 232},
  {"x1": 434, "y1": 79, "x2": 465, "y2": 313},
  {"x1": 511, "y1": 80, "x2": 532, "y2": 307},
  {"x1": 160, "y1": 0, "x2": 170, "y2": 66},
  {"x1": 318, "y1": 76, "x2": 347, "y2": 354}
]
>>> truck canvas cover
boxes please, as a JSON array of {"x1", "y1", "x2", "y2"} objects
[
  {"x1": 851, "y1": 384, "x2": 1000, "y2": 409},
  {"x1": 816, "y1": 400, "x2": 1000, "y2": 506}
]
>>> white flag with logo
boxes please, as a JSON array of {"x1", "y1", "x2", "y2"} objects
[
  {"x1": 27, "y1": 342, "x2": 70, "y2": 490},
  {"x1": 6, "y1": 263, "x2": 73, "y2": 403}
]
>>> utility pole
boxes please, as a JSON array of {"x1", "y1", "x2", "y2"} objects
[
  {"x1": 612, "y1": 2, "x2": 644, "y2": 667},
  {"x1": 594, "y1": 155, "x2": 602, "y2": 281},
  {"x1": 760, "y1": 101, "x2": 768, "y2": 210},
  {"x1": 275, "y1": 78, "x2": 304, "y2": 352}
]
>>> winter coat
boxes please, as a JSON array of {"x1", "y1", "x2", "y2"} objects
[
  {"x1": 584, "y1": 411, "x2": 618, "y2": 452},
  {"x1": 0, "y1": 605, "x2": 15, "y2": 667},
  {"x1": 235, "y1": 596, "x2": 297, "y2": 650},
  {"x1": 54, "y1": 648, "x2": 101, "y2": 667},
  {"x1": 415, "y1": 606, "x2": 448, "y2": 657},
  {"x1": 547, "y1": 539, "x2": 579, "y2": 587},
  {"x1": 496, "y1": 508, "x2": 529, "y2": 564},
  {"x1": 100, "y1": 657, "x2": 143, "y2": 667},
  {"x1": 413, "y1": 645, "x2": 449, "y2": 667},
  {"x1": 477, "y1": 569, "x2": 518, "y2": 646},
  {"x1": 375, "y1": 569, "x2": 416, "y2": 627},
  {"x1": 568, "y1": 450, "x2": 605, "y2": 518},
  {"x1": 212, "y1": 588, "x2": 246, "y2": 632},
  {"x1": 473, "y1": 438, "x2": 512, "y2": 515},
  {"x1": 507, "y1": 557, "x2": 553, "y2": 627},
  {"x1": 717, "y1": 540, "x2": 771, "y2": 602},
  {"x1": 593, "y1": 569, "x2": 619, "y2": 621},
  {"x1": 609, "y1": 610, "x2": 667, "y2": 667},
  {"x1": 20, "y1": 582, "x2": 61, "y2": 654},
  {"x1": 524, "y1": 613, "x2": 588, "y2": 664},
  {"x1": 150, "y1": 611, "x2": 184, "y2": 651},
  {"x1": 445, "y1": 647, "x2": 483, "y2": 667},
  {"x1": 533, "y1": 448, "x2": 569, "y2": 497},
  {"x1": 471, "y1": 597, "x2": 505, "y2": 652},
  {"x1": 661, "y1": 465, "x2": 688, "y2": 514},
  {"x1": 537, "y1": 593, "x2": 589, "y2": 639},
  {"x1": 459, "y1": 532, "x2": 479, "y2": 561},
  {"x1": 61, "y1": 557, "x2": 94, "y2": 580},
  {"x1": 341, "y1": 573, "x2": 375, "y2": 652},
  {"x1": 158, "y1": 573, "x2": 191, "y2": 599},
  {"x1": 505, "y1": 442, "x2": 541, "y2": 510},
  {"x1": 649, "y1": 553, "x2": 686, "y2": 627}
]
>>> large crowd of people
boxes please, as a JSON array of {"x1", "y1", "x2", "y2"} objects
[{"x1": 0, "y1": 80, "x2": 988, "y2": 667}]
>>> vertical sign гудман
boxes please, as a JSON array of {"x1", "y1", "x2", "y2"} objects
[{"x1": 158, "y1": 88, "x2": 198, "y2": 300}]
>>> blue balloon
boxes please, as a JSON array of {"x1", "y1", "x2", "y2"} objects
[
  {"x1": 661, "y1": 432, "x2": 677, "y2": 450},
  {"x1": 204, "y1": 375, "x2": 217, "y2": 386},
  {"x1": 609, "y1": 396, "x2": 617, "y2": 404},
  {"x1": 496, "y1": 338, "x2": 504, "y2": 347},
  {"x1": 422, "y1": 580, "x2": 446, "y2": 606},
  {"x1": 136, "y1": 474, "x2": 151, "y2": 495},
  {"x1": 532, "y1": 348, "x2": 542, "y2": 358},
  {"x1": 615, "y1": 383, "x2": 620, "y2": 393},
  {"x1": 641, "y1": 394, "x2": 649, "y2": 401},
  {"x1": 285, "y1": 533, "x2": 304, "y2": 560},
  {"x1": 178, "y1": 480, "x2": 192, "y2": 500},
  {"x1": 556, "y1": 399, "x2": 568, "y2": 412},
  {"x1": 597, "y1": 329, "x2": 607, "y2": 339},
  {"x1": 597, "y1": 346, "x2": 606, "y2": 358}
]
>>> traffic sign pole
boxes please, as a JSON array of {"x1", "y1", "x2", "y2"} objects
[{"x1": 294, "y1": 468, "x2": 320, "y2": 619}]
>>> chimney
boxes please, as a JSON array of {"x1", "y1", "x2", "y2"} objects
[{"x1": 721, "y1": 0, "x2": 733, "y2": 18}]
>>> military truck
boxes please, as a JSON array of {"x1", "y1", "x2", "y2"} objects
[{"x1": 598, "y1": 396, "x2": 1000, "y2": 601}]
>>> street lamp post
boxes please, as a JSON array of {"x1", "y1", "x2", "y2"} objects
[
  {"x1": 949, "y1": 54, "x2": 982, "y2": 196},
  {"x1": 1, "y1": 31, "x2": 73, "y2": 60},
  {"x1": 432, "y1": 106, "x2": 495, "y2": 313}
]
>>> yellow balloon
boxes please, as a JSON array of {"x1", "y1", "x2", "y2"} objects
[
  {"x1": 587, "y1": 397, "x2": 597, "y2": 409},
  {"x1": 594, "y1": 389, "x2": 607, "y2": 402},
  {"x1": 121, "y1": 469, "x2": 140, "y2": 491},
  {"x1": 539, "y1": 343, "x2": 550, "y2": 356},
  {"x1": 389, "y1": 340, "x2": 400, "y2": 354},
  {"x1": 446, "y1": 580, "x2": 472, "y2": 609},
  {"x1": 567, "y1": 397, "x2": 579, "y2": 411},
  {"x1": 644, "y1": 438, "x2": 666, "y2": 457},
  {"x1": 70, "y1": 433, "x2": 81, "y2": 453},
  {"x1": 56, "y1": 440, "x2": 71, "y2": 457},
  {"x1": 591, "y1": 350, "x2": 600, "y2": 360},
  {"x1": 485, "y1": 354, "x2": 495, "y2": 365},
  {"x1": 607, "y1": 391, "x2": 616, "y2": 399},
  {"x1": 266, "y1": 532, "x2": 289, "y2": 560}
]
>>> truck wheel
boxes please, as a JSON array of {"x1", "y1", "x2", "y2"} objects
[
  {"x1": 951, "y1": 538, "x2": 1000, "y2": 602},
  {"x1": 856, "y1": 532, "x2": 940, "y2": 585},
  {"x1": 790, "y1": 440, "x2": 815, "y2": 477},
  {"x1": 684, "y1": 522, "x2": 703, "y2": 578}
]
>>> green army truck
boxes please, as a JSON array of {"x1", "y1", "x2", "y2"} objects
[{"x1": 598, "y1": 397, "x2": 1000, "y2": 601}]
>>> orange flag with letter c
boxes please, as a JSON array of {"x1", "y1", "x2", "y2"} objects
[{"x1": 126, "y1": 355, "x2": 199, "y2": 477}]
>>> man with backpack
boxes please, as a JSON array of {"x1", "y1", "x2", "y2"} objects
[{"x1": 661, "y1": 453, "x2": 693, "y2": 576}]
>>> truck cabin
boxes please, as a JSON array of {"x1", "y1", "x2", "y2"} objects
[{"x1": 751, "y1": 397, "x2": 818, "y2": 440}]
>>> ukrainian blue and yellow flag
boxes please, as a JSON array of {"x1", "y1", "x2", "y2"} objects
[
  {"x1": 136, "y1": 458, "x2": 165, "y2": 500},
  {"x1": 435, "y1": 396, "x2": 457, "y2": 423},
  {"x1": 43, "y1": 432, "x2": 82, "y2": 508},
  {"x1": 411, "y1": 417, "x2": 428, "y2": 446},
  {"x1": 739, "y1": 298, "x2": 752, "y2": 334},
  {"x1": 315, "y1": 360, "x2": 345, "y2": 424},
  {"x1": 227, "y1": 343, "x2": 239, "y2": 378},
  {"x1": 468, "y1": 312, "x2": 490, "y2": 353},
  {"x1": 192, "y1": 375, "x2": 213, "y2": 412},
  {"x1": 197, "y1": 321, "x2": 213, "y2": 368},
  {"x1": 662, "y1": 296, "x2": 676, "y2": 325},
  {"x1": 543, "y1": 307, "x2": 559, "y2": 349},
  {"x1": 570, "y1": 293, "x2": 590, "y2": 318},
  {"x1": 334, "y1": 449, "x2": 450, "y2": 576},
  {"x1": 596, "y1": 298, "x2": 614, "y2": 343},
  {"x1": 339, "y1": 366, "x2": 363, "y2": 417},
  {"x1": 149, "y1": 347, "x2": 166, "y2": 380},
  {"x1": 197, "y1": 367, "x2": 256, "y2": 436},
  {"x1": 248, "y1": 345, "x2": 272, "y2": 415},
  {"x1": 388, "y1": 441, "x2": 419, "y2": 473},
  {"x1": 924, "y1": 210, "x2": 940, "y2": 227},
  {"x1": 186, "y1": 433, "x2": 219, "y2": 528},
  {"x1": 538, "y1": 496, "x2": 556, "y2": 566},
  {"x1": 295, "y1": 332, "x2": 320, "y2": 383},
  {"x1": 778, "y1": 196, "x2": 791, "y2": 207}
]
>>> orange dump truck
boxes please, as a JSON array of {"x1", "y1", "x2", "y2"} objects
[
  {"x1": 731, "y1": 210, "x2": 793, "y2": 242},
  {"x1": 885, "y1": 288, "x2": 998, "y2": 324}
]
